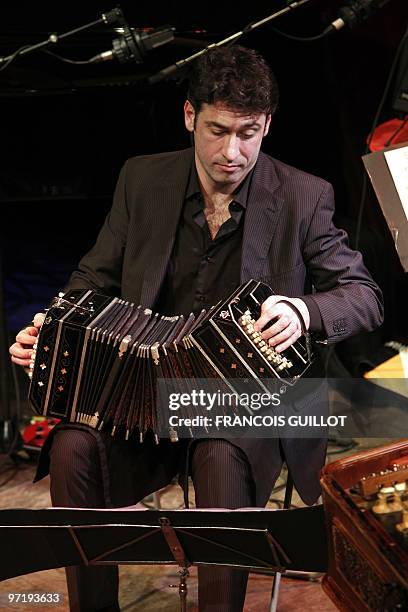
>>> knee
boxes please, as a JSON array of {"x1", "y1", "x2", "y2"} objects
[
  {"x1": 49, "y1": 428, "x2": 104, "y2": 507},
  {"x1": 191, "y1": 439, "x2": 254, "y2": 509},
  {"x1": 192, "y1": 439, "x2": 245, "y2": 476},
  {"x1": 50, "y1": 429, "x2": 99, "y2": 478}
]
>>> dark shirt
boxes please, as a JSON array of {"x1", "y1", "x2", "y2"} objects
[
  {"x1": 155, "y1": 163, "x2": 253, "y2": 317},
  {"x1": 155, "y1": 159, "x2": 323, "y2": 331}
]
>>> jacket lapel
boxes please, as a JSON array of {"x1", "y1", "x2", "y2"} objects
[
  {"x1": 140, "y1": 148, "x2": 194, "y2": 307},
  {"x1": 140, "y1": 149, "x2": 283, "y2": 306},
  {"x1": 241, "y1": 152, "x2": 284, "y2": 282}
]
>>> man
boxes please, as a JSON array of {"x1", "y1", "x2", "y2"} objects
[{"x1": 10, "y1": 45, "x2": 383, "y2": 611}]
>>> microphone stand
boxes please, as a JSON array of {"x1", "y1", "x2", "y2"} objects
[
  {"x1": 0, "y1": 8, "x2": 125, "y2": 67},
  {"x1": 149, "y1": 0, "x2": 312, "y2": 84},
  {"x1": 0, "y1": 8, "x2": 127, "y2": 452},
  {"x1": 0, "y1": 1, "x2": 311, "y2": 447}
]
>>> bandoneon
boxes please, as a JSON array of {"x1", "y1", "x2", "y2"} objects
[{"x1": 28, "y1": 279, "x2": 314, "y2": 441}]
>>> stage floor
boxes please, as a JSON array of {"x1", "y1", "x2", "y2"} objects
[{"x1": 0, "y1": 440, "x2": 388, "y2": 611}]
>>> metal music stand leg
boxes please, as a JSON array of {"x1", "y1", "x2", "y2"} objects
[
  {"x1": 176, "y1": 567, "x2": 189, "y2": 612},
  {"x1": 269, "y1": 471, "x2": 294, "y2": 612},
  {"x1": 160, "y1": 517, "x2": 191, "y2": 612}
]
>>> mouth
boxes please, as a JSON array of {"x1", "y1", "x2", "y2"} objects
[{"x1": 215, "y1": 163, "x2": 241, "y2": 172}]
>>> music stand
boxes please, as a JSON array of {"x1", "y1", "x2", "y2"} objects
[
  {"x1": 362, "y1": 141, "x2": 408, "y2": 272},
  {"x1": 0, "y1": 505, "x2": 327, "y2": 611}
]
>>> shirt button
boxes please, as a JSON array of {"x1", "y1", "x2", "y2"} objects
[
  {"x1": 205, "y1": 256, "x2": 212, "y2": 262},
  {"x1": 196, "y1": 295, "x2": 206, "y2": 302}
]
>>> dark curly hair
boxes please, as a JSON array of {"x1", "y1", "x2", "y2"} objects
[{"x1": 187, "y1": 45, "x2": 279, "y2": 117}]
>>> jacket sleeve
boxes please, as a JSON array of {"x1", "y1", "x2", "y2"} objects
[
  {"x1": 64, "y1": 161, "x2": 130, "y2": 296},
  {"x1": 300, "y1": 181, "x2": 384, "y2": 343}
]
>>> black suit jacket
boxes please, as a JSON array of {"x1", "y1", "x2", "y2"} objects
[{"x1": 66, "y1": 147, "x2": 383, "y2": 505}]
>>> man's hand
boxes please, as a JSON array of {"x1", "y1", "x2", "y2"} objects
[
  {"x1": 9, "y1": 313, "x2": 45, "y2": 368},
  {"x1": 254, "y1": 296, "x2": 310, "y2": 353}
]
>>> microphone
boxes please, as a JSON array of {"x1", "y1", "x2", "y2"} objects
[
  {"x1": 91, "y1": 25, "x2": 175, "y2": 64},
  {"x1": 325, "y1": 0, "x2": 393, "y2": 33}
]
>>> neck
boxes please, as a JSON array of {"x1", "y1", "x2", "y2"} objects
[{"x1": 200, "y1": 184, "x2": 233, "y2": 210}]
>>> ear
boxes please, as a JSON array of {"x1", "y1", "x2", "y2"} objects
[
  {"x1": 184, "y1": 100, "x2": 196, "y2": 133},
  {"x1": 263, "y1": 114, "x2": 272, "y2": 137}
]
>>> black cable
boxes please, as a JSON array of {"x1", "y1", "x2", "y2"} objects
[
  {"x1": 260, "y1": 17, "x2": 408, "y2": 252},
  {"x1": 384, "y1": 114, "x2": 408, "y2": 147},
  {"x1": 0, "y1": 45, "x2": 31, "y2": 72},
  {"x1": 40, "y1": 48, "x2": 99, "y2": 66},
  {"x1": 149, "y1": 1, "x2": 312, "y2": 84},
  {"x1": 354, "y1": 23, "x2": 408, "y2": 250},
  {"x1": 366, "y1": 27, "x2": 408, "y2": 151},
  {"x1": 269, "y1": 25, "x2": 330, "y2": 42},
  {"x1": 0, "y1": 13, "x2": 112, "y2": 74},
  {"x1": 223, "y1": 3, "x2": 316, "y2": 50}
]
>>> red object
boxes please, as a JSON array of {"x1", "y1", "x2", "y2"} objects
[
  {"x1": 368, "y1": 116, "x2": 408, "y2": 152},
  {"x1": 22, "y1": 417, "x2": 60, "y2": 448}
]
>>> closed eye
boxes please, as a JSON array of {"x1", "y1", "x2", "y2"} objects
[
  {"x1": 211, "y1": 129, "x2": 227, "y2": 136},
  {"x1": 239, "y1": 131, "x2": 257, "y2": 139}
]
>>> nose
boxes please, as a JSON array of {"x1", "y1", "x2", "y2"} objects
[{"x1": 221, "y1": 134, "x2": 239, "y2": 162}]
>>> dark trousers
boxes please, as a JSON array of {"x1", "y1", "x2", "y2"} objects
[{"x1": 49, "y1": 431, "x2": 276, "y2": 612}]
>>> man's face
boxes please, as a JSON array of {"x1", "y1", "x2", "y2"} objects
[{"x1": 184, "y1": 100, "x2": 271, "y2": 192}]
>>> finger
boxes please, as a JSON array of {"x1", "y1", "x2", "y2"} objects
[
  {"x1": 260, "y1": 313, "x2": 292, "y2": 340},
  {"x1": 11, "y1": 355, "x2": 33, "y2": 367},
  {"x1": 9, "y1": 344, "x2": 33, "y2": 361},
  {"x1": 15, "y1": 329, "x2": 38, "y2": 345},
  {"x1": 254, "y1": 296, "x2": 285, "y2": 331},
  {"x1": 33, "y1": 313, "x2": 45, "y2": 328},
  {"x1": 254, "y1": 307, "x2": 283, "y2": 333},
  {"x1": 268, "y1": 320, "x2": 298, "y2": 347},
  {"x1": 274, "y1": 328, "x2": 302, "y2": 353}
]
